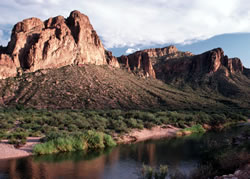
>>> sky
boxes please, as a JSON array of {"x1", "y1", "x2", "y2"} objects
[{"x1": 0, "y1": 0, "x2": 250, "y2": 67}]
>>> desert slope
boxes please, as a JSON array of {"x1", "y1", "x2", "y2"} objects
[{"x1": 0, "y1": 10, "x2": 249, "y2": 111}]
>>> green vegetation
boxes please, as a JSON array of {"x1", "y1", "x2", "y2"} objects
[
  {"x1": 181, "y1": 124, "x2": 206, "y2": 133},
  {"x1": 0, "y1": 107, "x2": 248, "y2": 146},
  {"x1": 141, "y1": 164, "x2": 168, "y2": 179},
  {"x1": 7, "y1": 132, "x2": 28, "y2": 146},
  {"x1": 0, "y1": 108, "x2": 247, "y2": 142},
  {"x1": 33, "y1": 130, "x2": 116, "y2": 155}
]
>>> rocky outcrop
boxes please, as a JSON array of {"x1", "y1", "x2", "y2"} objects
[
  {"x1": 105, "y1": 50, "x2": 120, "y2": 68},
  {"x1": 118, "y1": 51, "x2": 156, "y2": 78},
  {"x1": 118, "y1": 46, "x2": 184, "y2": 78},
  {"x1": 0, "y1": 10, "x2": 119, "y2": 79},
  {"x1": 66, "y1": 11, "x2": 107, "y2": 66},
  {"x1": 0, "y1": 54, "x2": 17, "y2": 79},
  {"x1": 243, "y1": 67, "x2": 250, "y2": 78},
  {"x1": 142, "y1": 45, "x2": 178, "y2": 58},
  {"x1": 224, "y1": 57, "x2": 244, "y2": 73},
  {"x1": 155, "y1": 48, "x2": 247, "y2": 82}
]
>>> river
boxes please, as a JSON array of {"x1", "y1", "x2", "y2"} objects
[{"x1": 0, "y1": 124, "x2": 249, "y2": 179}]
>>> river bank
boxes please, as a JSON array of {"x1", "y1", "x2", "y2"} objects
[
  {"x1": 0, "y1": 124, "x2": 183, "y2": 160},
  {"x1": 0, "y1": 120, "x2": 248, "y2": 160},
  {"x1": 0, "y1": 137, "x2": 40, "y2": 160},
  {"x1": 114, "y1": 124, "x2": 181, "y2": 144}
]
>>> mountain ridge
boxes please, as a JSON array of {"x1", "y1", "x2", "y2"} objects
[{"x1": 0, "y1": 10, "x2": 249, "y2": 111}]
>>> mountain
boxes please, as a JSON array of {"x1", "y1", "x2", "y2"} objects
[
  {"x1": 0, "y1": 10, "x2": 119, "y2": 79},
  {"x1": 0, "y1": 10, "x2": 249, "y2": 112},
  {"x1": 120, "y1": 46, "x2": 250, "y2": 99}
]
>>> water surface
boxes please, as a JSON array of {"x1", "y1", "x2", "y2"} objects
[{"x1": 0, "y1": 124, "x2": 249, "y2": 179}]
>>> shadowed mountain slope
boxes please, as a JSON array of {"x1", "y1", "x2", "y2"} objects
[{"x1": 0, "y1": 64, "x2": 249, "y2": 112}]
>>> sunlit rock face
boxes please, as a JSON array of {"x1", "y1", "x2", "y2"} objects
[{"x1": 0, "y1": 10, "x2": 119, "y2": 79}]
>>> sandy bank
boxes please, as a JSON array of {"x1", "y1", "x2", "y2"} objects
[
  {"x1": 0, "y1": 137, "x2": 41, "y2": 160},
  {"x1": 115, "y1": 125, "x2": 181, "y2": 144}
]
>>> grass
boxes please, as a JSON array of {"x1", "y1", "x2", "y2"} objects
[
  {"x1": 33, "y1": 130, "x2": 116, "y2": 155},
  {"x1": 180, "y1": 124, "x2": 206, "y2": 134},
  {"x1": 141, "y1": 164, "x2": 168, "y2": 179}
]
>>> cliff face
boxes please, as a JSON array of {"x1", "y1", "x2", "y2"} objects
[
  {"x1": 119, "y1": 52, "x2": 156, "y2": 78},
  {"x1": 118, "y1": 46, "x2": 187, "y2": 78},
  {"x1": 155, "y1": 48, "x2": 246, "y2": 81},
  {"x1": 118, "y1": 45, "x2": 249, "y2": 97},
  {"x1": 0, "y1": 10, "x2": 119, "y2": 79},
  {"x1": 120, "y1": 46, "x2": 247, "y2": 80}
]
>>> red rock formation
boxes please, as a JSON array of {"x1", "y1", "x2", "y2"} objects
[
  {"x1": 223, "y1": 57, "x2": 243, "y2": 73},
  {"x1": 105, "y1": 50, "x2": 120, "y2": 68},
  {"x1": 118, "y1": 46, "x2": 189, "y2": 78},
  {"x1": 66, "y1": 11, "x2": 107, "y2": 65},
  {"x1": 0, "y1": 54, "x2": 17, "y2": 79},
  {"x1": 118, "y1": 51, "x2": 156, "y2": 78},
  {"x1": 142, "y1": 45, "x2": 178, "y2": 58},
  {"x1": 0, "y1": 10, "x2": 119, "y2": 79},
  {"x1": 155, "y1": 48, "x2": 246, "y2": 82}
]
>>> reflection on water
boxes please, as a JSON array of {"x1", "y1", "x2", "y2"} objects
[{"x1": 0, "y1": 125, "x2": 249, "y2": 179}]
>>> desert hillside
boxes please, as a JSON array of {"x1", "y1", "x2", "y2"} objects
[{"x1": 0, "y1": 10, "x2": 249, "y2": 113}]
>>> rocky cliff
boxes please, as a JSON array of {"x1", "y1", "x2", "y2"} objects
[
  {"x1": 118, "y1": 45, "x2": 192, "y2": 78},
  {"x1": 119, "y1": 46, "x2": 247, "y2": 80},
  {"x1": 154, "y1": 48, "x2": 246, "y2": 81},
  {"x1": 0, "y1": 10, "x2": 119, "y2": 79},
  {"x1": 119, "y1": 46, "x2": 249, "y2": 97}
]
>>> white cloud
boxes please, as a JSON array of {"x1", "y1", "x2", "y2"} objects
[
  {"x1": 125, "y1": 48, "x2": 140, "y2": 54},
  {"x1": 0, "y1": 0, "x2": 250, "y2": 48}
]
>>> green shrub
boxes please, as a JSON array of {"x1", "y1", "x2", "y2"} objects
[
  {"x1": 103, "y1": 134, "x2": 116, "y2": 147},
  {"x1": 109, "y1": 120, "x2": 128, "y2": 133},
  {"x1": 7, "y1": 132, "x2": 28, "y2": 146},
  {"x1": 33, "y1": 140, "x2": 58, "y2": 155},
  {"x1": 33, "y1": 131, "x2": 116, "y2": 155},
  {"x1": 54, "y1": 137, "x2": 74, "y2": 152},
  {"x1": 125, "y1": 118, "x2": 138, "y2": 128},
  {"x1": 30, "y1": 131, "x2": 42, "y2": 137},
  {"x1": 84, "y1": 130, "x2": 105, "y2": 149},
  {"x1": 181, "y1": 124, "x2": 206, "y2": 133},
  {"x1": 144, "y1": 122, "x2": 155, "y2": 129}
]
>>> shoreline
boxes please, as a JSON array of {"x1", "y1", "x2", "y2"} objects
[
  {"x1": 0, "y1": 137, "x2": 40, "y2": 160},
  {"x1": 0, "y1": 125, "x2": 182, "y2": 160},
  {"x1": 0, "y1": 120, "x2": 248, "y2": 160},
  {"x1": 114, "y1": 124, "x2": 181, "y2": 144}
]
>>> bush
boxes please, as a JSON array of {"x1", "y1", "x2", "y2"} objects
[
  {"x1": 7, "y1": 132, "x2": 28, "y2": 146},
  {"x1": 33, "y1": 131, "x2": 116, "y2": 155},
  {"x1": 104, "y1": 134, "x2": 116, "y2": 147},
  {"x1": 144, "y1": 122, "x2": 155, "y2": 129},
  {"x1": 181, "y1": 124, "x2": 206, "y2": 133},
  {"x1": 84, "y1": 130, "x2": 105, "y2": 149},
  {"x1": 33, "y1": 140, "x2": 58, "y2": 155}
]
